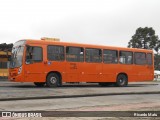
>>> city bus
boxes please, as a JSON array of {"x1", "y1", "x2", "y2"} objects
[{"x1": 8, "y1": 38, "x2": 154, "y2": 87}]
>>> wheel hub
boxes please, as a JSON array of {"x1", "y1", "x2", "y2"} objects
[
  {"x1": 50, "y1": 77, "x2": 57, "y2": 84},
  {"x1": 120, "y1": 79, "x2": 123, "y2": 83},
  {"x1": 119, "y1": 78, "x2": 125, "y2": 84}
]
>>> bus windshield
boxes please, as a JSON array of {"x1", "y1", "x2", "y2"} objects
[{"x1": 10, "y1": 40, "x2": 26, "y2": 68}]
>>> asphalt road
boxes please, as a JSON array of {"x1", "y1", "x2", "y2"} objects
[
  {"x1": 0, "y1": 80, "x2": 160, "y2": 100},
  {"x1": 0, "y1": 94, "x2": 160, "y2": 120},
  {"x1": 0, "y1": 94, "x2": 160, "y2": 111},
  {"x1": 0, "y1": 80, "x2": 160, "y2": 120}
]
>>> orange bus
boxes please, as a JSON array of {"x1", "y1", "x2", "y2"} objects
[{"x1": 9, "y1": 38, "x2": 154, "y2": 87}]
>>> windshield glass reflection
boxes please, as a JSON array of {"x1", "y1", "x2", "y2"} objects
[{"x1": 10, "y1": 40, "x2": 26, "y2": 68}]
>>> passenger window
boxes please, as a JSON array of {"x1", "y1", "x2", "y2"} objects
[
  {"x1": 26, "y1": 46, "x2": 43, "y2": 64},
  {"x1": 47, "y1": 45, "x2": 64, "y2": 61},
  {"x1": 135, "y1": 52, "x2": 146, "y2": 65},
  {"x1": 146, "y1": 53, "x2": 152, "y2": 65},
  {"x1": 66, "y1": 46, "x2": 84, "y2": 62},
  {"x1": 103, "y1": 50, "x2": 118, "y2": 64},
  {"x1": 85, "y1": 48, "x2": 102, "y2": 63},
  {"x1": 119, "y1": 51, "x2": 133, "y2": 64}
]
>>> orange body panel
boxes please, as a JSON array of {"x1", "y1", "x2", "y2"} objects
[{"x1": 9, "y1": 39, "x2": 154, "y2": 83}]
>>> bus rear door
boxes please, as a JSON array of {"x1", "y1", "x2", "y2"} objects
[
  {"x1": 134, "y1": 52, "x2": 152, "y2": 81},
  {"x1": 146, "y1": 53, "x2": 154, "y2": 80}
]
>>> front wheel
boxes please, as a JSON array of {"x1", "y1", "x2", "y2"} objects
[
  {"x1": 115, "y1": 74, "x2": 128, "y2": 87},
  {"x1": 46, "y1": 73, "x2": 60, "y2": 87},
  {"x1": 34, "y1": 82, "x2": 45, "y2": 87}
]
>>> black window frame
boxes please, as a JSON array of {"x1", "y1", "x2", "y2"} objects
[
  {"x1": 103, "y1": 49, "x2": 118, "y2": 64},
  {"x1": 66, "y1": 46, "x2": 84, "y2": 62},
  {"x1": 47, "y1": 45, "x2": 65, "y2": 61},
  {"x1": 85, "y1": 48, "x2": 102, "y2": 63}
]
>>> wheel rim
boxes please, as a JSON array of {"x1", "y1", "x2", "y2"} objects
[
  {"x1": 119, "y1": 77, "x2": 125, "y2": 85},
  {"x1": 50, "y1": 76, "x2": 57, "y2": 84}
]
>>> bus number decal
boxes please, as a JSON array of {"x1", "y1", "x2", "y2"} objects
[{"x1": 70, "y1": 63, "x2": 77, "y2": 69}]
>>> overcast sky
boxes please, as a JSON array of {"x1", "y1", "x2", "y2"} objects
[{"x1": 0, "y1": 0, "x2": 160, "y2": 47}]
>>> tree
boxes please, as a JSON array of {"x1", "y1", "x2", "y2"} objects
[
  {"x1": 128, "y1": 27, "x2": 159, "y2": 49},
  {"x1": 154, "y1": 54, "x2": 160, "y2": 70}
]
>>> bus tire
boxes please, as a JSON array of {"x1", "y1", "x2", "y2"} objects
[
  {"x1": 46, "y1": 73, "x2": 59, "y2": 87},
  {"x1": 34, "y1": 82, "x2": 45, "y2": 87},
  {"x1": 116, "y1": 74, "x2": 128, "y2": 87}
]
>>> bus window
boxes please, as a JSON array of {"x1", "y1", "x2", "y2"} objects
[
  {"x1": 103, "y1": 50, "x2": 118, "y2": 64},
  {"x1": 119, "y1": 51, "x2": 133, "y2": 64},
  {"x1": 85, "y1": 48, "x2": 102, "y2": 63},
  {"x1": 134, "y1": 52, "x2": 146, "y2": 65},
  {"x1": 47, "y1": 45, "x2": 64, "y2": 61},
  {"x1": 66, "y1": 46, "x2": 84, "y2": 62},
  {"x1": 146, "y1": 53, "x2": 152, "y2": 65},
  {"x1": 26, "y1": 46, "x2": 43, "y2": 64}
]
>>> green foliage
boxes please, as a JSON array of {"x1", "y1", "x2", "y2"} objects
[
  {"x1": 154, "y1": 54, "x2": 160, "y2": 70},
  {"x1": 128, "y1": 27, "x2": 159, "y2": 49}
]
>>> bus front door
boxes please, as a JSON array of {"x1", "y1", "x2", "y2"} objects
[{"x1": 24, "y1": 46, "x2": 46, "y2": 82}]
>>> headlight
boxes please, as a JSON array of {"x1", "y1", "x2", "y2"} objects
[{"x1": 18, "y1": 66, "x2": 22, "y2": 74}]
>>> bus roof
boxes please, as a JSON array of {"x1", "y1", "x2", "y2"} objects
[{"x1": 21, "y1": 39, "x2": 153, "y2": 53}]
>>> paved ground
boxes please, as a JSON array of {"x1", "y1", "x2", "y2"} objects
[
  {"x1": 0, "y1": 94, "x2": 160, "y2": 120},
  {"x1": 0, "y1": 80, "x2": 159, "y2": 100},
  {"x1": 0, "y1": 80, "x2": 160, "y2": 120},
  {"x1": 1, "y1": 94, "x2": 160, "y2": 111}
]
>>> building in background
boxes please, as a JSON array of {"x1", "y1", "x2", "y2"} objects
[{"x1": 0, "y1": 43, "x2": 13, "y2": 79}]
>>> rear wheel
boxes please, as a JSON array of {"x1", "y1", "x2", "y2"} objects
[
  {"x1": 46, "y1": 73, "x2": 60, "y2": 87},
  {"x1": 34, "y1": 82, "x2": 45, "y2": 87},
  {"x1": 116, "y1": 74, "x2": 128, "y2": 87}
]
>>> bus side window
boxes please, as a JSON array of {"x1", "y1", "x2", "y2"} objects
[
  {"x1": 85, "y1": 48, "x2": 102, "y2": 63},
  {"x1": 134, "y1": 52, "x2": 146, "y2": 65},
  {"x1": 47, "y1": 45, "x2": 64, "y2": 61},
  {"x1": 119, "y1": 51, "x2": 133, "y2": 64},
  {"x1": 26, "y1": 46, "x2": 42, "y2": 64},
  {"x1": 103, "y1": 50, "x2": 118, "y2": 64},
  {"x1": 66, "y1": 46, "x2": 84, "y2": 62}
]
